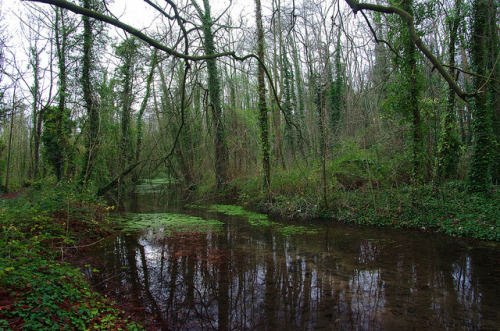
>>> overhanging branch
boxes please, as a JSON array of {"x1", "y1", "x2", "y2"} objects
[
  {"x1": 24, "y1": 0, "x2": 253, "y2": 62},
  {"x1": 344, "y1": 0, "x2": 475, "y2": 100},
  {"x1": 23, "y1": 0, "x2": 300, "y2": 136}
]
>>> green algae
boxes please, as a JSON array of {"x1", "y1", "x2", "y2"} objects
[
  {"x1": 278, "y1": 225, "x2": 319, "y2": 236},
  {"x1": 209, "y1": 205, "x2": 271, "y2": 222},
  {"x1": 205, "y1": 204, "x2": 320, "y2": 236},
  {"x1": 120, "y1": 213, "x2": 224, "y2": 234}
]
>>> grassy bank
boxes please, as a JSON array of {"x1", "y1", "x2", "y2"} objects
[
  {"x1": 0, "y1": 182, "x2": 140, "y2": 330},
  {"x1": 229, "y1": 164, "x2": 500, "y2": 241}
]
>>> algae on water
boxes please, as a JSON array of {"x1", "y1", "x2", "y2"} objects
[
  {"x1": 121, "y1": 213, "x2": 224, "y2": 235},
  {"x1": 209, "y1": 205, "x2": 272, "y2": 223},
  {"x1": 206, "y1": 204, "x2": 320, "y2": 236}
]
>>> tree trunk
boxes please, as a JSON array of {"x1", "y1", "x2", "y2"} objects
[
  {"x1": 194, "y1": 0, "x2": 229, "y2": 191},
  {"x1": 80, "y1": 0, "x2": 99, "y2": 184},
  {"x1": 437, "y1": 0, "x2": 462, "y2": 181},
  {"x1": 255, "y1": 0, "x2": 271, "y2": 189},
  {"x1": 468, "y1": 0, "x2": 494, "y2": 192}
]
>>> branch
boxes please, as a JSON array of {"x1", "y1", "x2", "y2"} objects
[
  {"x1": 23, "y1": 0, "x2": 251, "y2": 62},
  {"x1": 23, "y1": 0, "x2": 299, "y2": 140},
  {"x1": 344, "y1": 0, "x2": 475, "y2": 100},
  {"x1": 442, "y1": 63, "x2": 500, "y2": 85},
  {"x1": 360, "y1": 11, "x2": 400, "y2": 60},
  {"x1": 97, "y1": 161, "x2": 142, "y2": 196}
]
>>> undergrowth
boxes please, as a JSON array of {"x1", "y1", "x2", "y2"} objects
[
  {"x1": 0, "y1": 181, "x2": 140, "y2": 330},
  {"x1": 229, "y1": 143, "x2": 500, "y2": 241}
]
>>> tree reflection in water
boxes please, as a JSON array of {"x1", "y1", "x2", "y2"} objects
[{"x1": 83, "y1": 209, "x2": 500, "y2": 330}]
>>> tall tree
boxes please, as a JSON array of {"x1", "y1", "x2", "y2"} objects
[
  {"x1": 255, "y1": 0, "x2": 271, "y2": 189},
  {"x1": 192, "y1": 0, "x2": 229, "y2": 191},
  {"x1": 328, "y1": 34, "x2": 343, "y2": 139},
  {"x1": 80, "y1": 0, "x2": 99, "y2": 184},
  {"x1": 401, "y1": 0, "x2": 424, "y2": 182},
  {"x1": 437, "y1": 0, "x2": 462, "y2": 181},
  {"x1": 28, "y1": 34, "x2": 46, "y2": 180},
  {"x1": 135, "y1": 49, "x2": 158, "y2": 165},
  {"x1": 116, "y1": 37, "x2": 141, "y2": 177},
  {"x1": 467, "y1": 0, "x2": 495, "y2": 192},
  {"x1": 53, "y1": 7, "x2": 76, "y2": 181}
]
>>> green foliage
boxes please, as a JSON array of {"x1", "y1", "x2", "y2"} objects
[
  {"x1": 41, "y1": 106, "x2": 74, "y2": 181},
  {"x1": 467, "y1": 0, "x2": 495, "y2": 192},
  {"x1": 0, "y1": 257, "x2": 136, "y2": 330},
  {"x1": 0, "y1": 184, "x2": 140, "y2": 329},
  {"x1": 228, "y1": 136, "x2": 499, "y2": 241}
]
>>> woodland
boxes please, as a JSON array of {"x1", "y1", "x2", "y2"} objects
[
  {"x1": 0, "y1": 0, "x2": 498, "y2": 233},
  {"x1": 0, "y1": 0, "x2": 499, "y2": 328}
]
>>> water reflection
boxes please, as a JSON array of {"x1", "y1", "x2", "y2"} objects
[{"x1": 85, "y1": 198, "x2": 500, "y2": 330}]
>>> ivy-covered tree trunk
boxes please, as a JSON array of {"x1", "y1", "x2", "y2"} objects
[
  {"x1": 282, "y1": 48, "x2": 295, "y2": 161},
  {"x1": 468, "y1": 0, "x2": 494, "y2": 192},
  {"x1": 29, "y1": 44, "x2": 43, "y2": 180},
  {"x1": 488, "y1": 0, "x2": 500, "y2": 184},
  {"x1": 135, "y1": 49, "x2": 158, "y2": 164},
  {"x1": 54, "y1": 7, "x2": 72, "y2": 181},
  {"x1": 80, "y1": 0, "x2": 99, "y2": 184},
  {"x1": 116, "y1": 37, "x2": 140, "y2": 179},
  {"x1": 329, "y1": 34, "x2": 343, "y2": 138},
  {"x1": 194, "y1": 0, "x2": 229, "y2": 191},
  {"x1": 401, "y1": 0, "x2": 423, "y2": 183},
  {"x1": 255, "y1": 0, "x2": 271, "y2": 189},
  {"x1": 313, "y1": 72, "x2": 328, "y2": 208},
  {"x1": 437, "y1": 0, "x2": 462, "y2": 181}
]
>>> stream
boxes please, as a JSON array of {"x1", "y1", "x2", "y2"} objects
[{"x1": 81, "y1": 184, "x2": 500, "y2": 330}]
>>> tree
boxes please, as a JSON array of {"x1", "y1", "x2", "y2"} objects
[
  {"x1": 328, "y1": 34, "x2": 343, "y2": 139},
  {"x1": 192, "y1": 0, "x2": 229, "y2": 191},
  {"x1": 255, "y1": 0, "x2": 271, "y2": 189},
  {"x1": 467, "y1": 0, "x2": 495, "y2": 192},
  {"x1": 135, "y1": 49, "x2": 158, "y2": 165},
  {"x1": 41, "y1": 105, "x2": 72, "y2": 180},
  {"x1": 53, "y1": 6, "x2": 77, "y2": 181},
  {"x1": 436, "y1": 0, "x2": 462, "y2": 181},
  {"x1": 80, "y1": 0, "x2": 99, "y2": 183},
  {"x1": 115, "y1": 37, "x2": 141, "y2": 177}
]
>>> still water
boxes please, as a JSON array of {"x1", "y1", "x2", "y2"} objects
[{"x1": 83, "y1": 188, "x2": 500, "y2": 330}]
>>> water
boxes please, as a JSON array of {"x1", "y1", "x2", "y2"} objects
[{"x1": 83, "y1": 188, "x2": 500, "y2": 330}]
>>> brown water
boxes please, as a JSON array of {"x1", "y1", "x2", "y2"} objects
[{"x1": 83, "y1": 189, "x2": 500, "y2": 330}]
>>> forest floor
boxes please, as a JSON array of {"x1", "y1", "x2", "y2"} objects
[{"x1": 0, "y1": 184, "x2": 144, "y2": 330}]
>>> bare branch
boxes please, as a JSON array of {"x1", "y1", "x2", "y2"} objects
[
  {"x1": 344, "y1": 0, "x2": 475, "y2": 100},
  {"x1": 23, "y1": 0, "x2": 251, "y2": 62}
]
